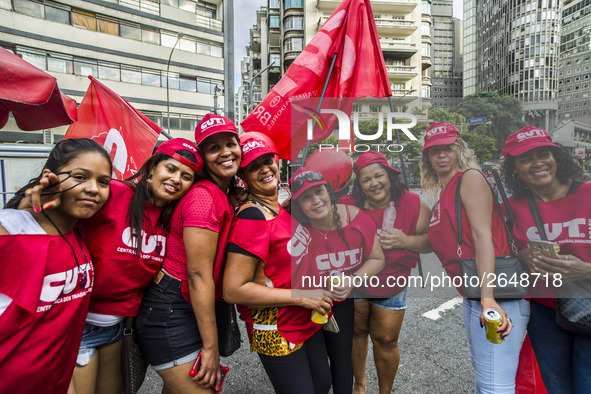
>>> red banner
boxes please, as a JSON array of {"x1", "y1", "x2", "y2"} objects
[
  {"x1": 64, "y1": 77, "x2": 161, "y2": 179},
  {"x1": 241, "y1": 0, "x2": 391, "y2": 160}
]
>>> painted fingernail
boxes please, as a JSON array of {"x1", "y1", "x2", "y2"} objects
[
  {"x1": 497, "y1": 329, "x2": 502, "y2": 333},
  {"x1": 480, "y1": 321, "x2": 483, "y2": 328},
  {"x1": 34, "y1": 207, "x2": 41, "y2": 213}
]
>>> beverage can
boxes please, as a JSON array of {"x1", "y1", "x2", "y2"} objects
[
  {"x1": 311, "y1": 310, "x2": 329, "y2": 324},
  {"x1": 483, "y1": 308, "x2": 504, "y2": 344}
]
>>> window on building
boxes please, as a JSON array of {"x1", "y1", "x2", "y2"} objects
[
  {"x1": 121, "y1": 66, "x2": 142, "y2": 84},
  {"x1": 20, "y1": 50, "x2": 46, "y2": 70},
  {"x1": 180, "y1": 36, "x2": 197, "y2": 52},
  {"x1": 142, "y1": 27, "x2": 160, "y2": 45},
  {"x1": 269, "y1": 0, "x2": 280, "y2": 8},
  {"x1": 45, "y1": 5, "x2": 70, "y2": 24},
  {"x1": 270, "y1": 53, "x2": 280, "y2": 65},
  {"x1": 97, "y1": 16, "x2": 119, "y2": 36},
  {"x1": 269, "y1": 15, "x2": 280, "y2": 28},
  {"x1": 285, "y1": 16, "x2": 303, "y2": 30},
  {"x1": 74, "y1": 58, "x2": 98, "y2": 77},
  {"x1": 285, "y1": 37, "x2": 303, "y2": 52},
  {"x1": 180, "y1": 75, "x2": 197, "y2": 91},
  {"x1": 14, "y1": 0, "x2": 44, "y2": 18},
  {"x1": 285, "y1": 0, "x2": 303, "y2": 9},
  {"x1": 142, "y1": 69, "x2": 161, "y2": 87},
  {"x1": 120, "y1": 23, "x2": 142, "y2": 40},
  {"x1": 72, "y1": 10, "x2": 97, "y2": 31},
  {"x1": 47, "y1": 53, "x2": 73, "y2": 74},
  {"x1": 98, "y1": 61, "x2": 121, "y2": 81}
]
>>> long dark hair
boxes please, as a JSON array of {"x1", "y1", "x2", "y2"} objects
[
  {"x1": 351, "y1": 163, "x2": 405, "y2": 209},
  {"x1": 6, "y1": 138, "x2": 112, "y2": 209},
  {"x1": 502, "y1": 146, "x2": 579, "y2": 199},
  {"x1": 125, "y1": 149, "x2": 199, "y2": 255},
  {"x1": 291, "y1": 182, "x2": 349, "y2": 248}
]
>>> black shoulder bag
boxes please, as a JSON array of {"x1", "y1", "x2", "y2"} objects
[
  {"x1": 526, "y1": 181, "x2": 591, "y2": 335},
  {"x1": 455, "y1": 170, "x2": 527, "y2": 299}
]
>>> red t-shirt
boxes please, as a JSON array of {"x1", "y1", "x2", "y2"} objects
[
  {"x1": 229, "y1": 207, "x2": 322, "y2": 345},
  {"x1": 0, "y1": 234, "x2": 93, "y2": 393},
  {"x1": 508, "y1": 182, "x2": 591, "y2": 308},
  {"x1": 298, "y1": 207, "x2": 376, "y2": 302},
  {"x1": 340, "y1": 192, "x2": 421, "y2": 296},
  {"x1": 428, "y1": 171, "x2": 510, "y2": 296},
  {"x1": 162, "y1": 180, "x2": 234, "y2": 301},
  {"x1": 83, "y1": 181, "x2": 165, "y2": 316}
]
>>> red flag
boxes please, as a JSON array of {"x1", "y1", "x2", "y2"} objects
[
  {"x1": 241, "y1": 0, "x2": 391, "y2": 160},
  {"x1": 64, "y1": 76, "x2": 161, "y2": 179}
]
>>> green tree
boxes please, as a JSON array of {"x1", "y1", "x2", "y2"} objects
[
  {"x1": 454, "y1": 92, "x2": 526, "y2": 150},
  {"x1": 428, "y1": 108, "x2": 466, "y2": 125},
  {"x1": 462, "y1": 133, "x2": 496, "y2": 164}
]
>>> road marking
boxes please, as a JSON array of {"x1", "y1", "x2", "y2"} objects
[{"x1": 422, "y1": 297, "x2": 463, "y2": 321}]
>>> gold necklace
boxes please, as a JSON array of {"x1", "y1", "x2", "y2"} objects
[{"x1": 311, "y1": 216, "x2": 334, "y2": 240}]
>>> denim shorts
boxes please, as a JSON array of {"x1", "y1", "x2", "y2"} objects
[
  {"x1": 76, "y1": 321, "x2": 125, "y2": 366},
  {"x1": 134, "y1": 272, "x2": 202, "y2": 371},
  {"x1": 355, "y1": 287, "x2": 408, "y2": 310}
]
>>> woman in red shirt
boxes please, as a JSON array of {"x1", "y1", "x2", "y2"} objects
[
  {"x1": 290, "y1": 166, "x2": 385, "y2": 394},
  {"x1": 224, "y1": 135, "x2": 334, "y2": 394},
  {"x1": 502, "y1": 126, "x2": 591, "y2": 392},
  {"x1": 135, "y1": 115, "x2": 242, "y2": 393},
  {"x1": 340, "y1": 151, "x2": 431, "y2": 394},
  {"x1": 421, "y1": 122, "x2": 529, "y2": 393},
  {"x1": 0, "y1": 138, "x2": 112, "y2": 393}
]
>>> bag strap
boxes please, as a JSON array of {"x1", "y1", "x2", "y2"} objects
[
  {"x1": 492, "y1": 169, "x2": 515, "y2": 229},
  {"x1": 526, "y1": 179, "x2": 584, "y2": 241},
  {"x1": 455, "y1": 169, "x2": 517, "y2": 258}
]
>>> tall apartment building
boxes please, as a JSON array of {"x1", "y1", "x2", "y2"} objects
[
  {"x1": 0, "y1": 0, "x2": 229, "y2": 142},
  {"x1": 430, "y1": 0, "x2": 462, "y2": 109},
  {"x1": 239, "y1": 0, "x2": 432, "y2": 121},
  {"x1": 557, "y1": 0, "x2": 591, "y2": 123},
  {"x1": 463, "y1": 0, "x2": 560, "y2": 131}
]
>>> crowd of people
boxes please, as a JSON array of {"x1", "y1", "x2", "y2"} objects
[{"x1": 0, "y1": 115, "x2": 589, "y2": 394}]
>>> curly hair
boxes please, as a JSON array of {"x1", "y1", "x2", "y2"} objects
[
  {"x1": 125, "y1": 149, "x2": 200, "y2": 255},
  {"x1": 420, "y1": 138, "x2": 480, "y2": 201},
  {"x1": 351, "y1": 163, "x2": 405, "y2": 209},
  {"x1": 291, "y1": 182, "x2": 349, "y2": 248},
  {"x1": 502, "y1": 146, "x2": 578, "y2": 199}
]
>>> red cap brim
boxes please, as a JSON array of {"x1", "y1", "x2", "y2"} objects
[
  {"x1": 292, "y1": 180, "x2": 328, "y2": 200},
  {"x1": 421, "y1": 135, "x2": 459, "y2": 151},
  {"x1": 504, "y1": 141, "x2": 558, "y2": 157}
]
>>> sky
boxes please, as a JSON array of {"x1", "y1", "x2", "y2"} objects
[{"x1": 233, "y1": 0, "x2": 464, "y2": 89}]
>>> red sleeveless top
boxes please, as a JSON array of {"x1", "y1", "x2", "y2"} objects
[{"x1": 428, "y1": 171, "x2": 510, "y2": 296}]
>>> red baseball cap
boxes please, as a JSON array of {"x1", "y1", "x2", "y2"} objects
[
  {"x1": 353, "y1": 151, "x2": 401, "y2": 175},
  {"x1": 194, "y1": 113, "x2": 238, "y2": 147},
  {"x1": 239, "y1": 133, "x2": 278, "y2": 169},
  {"x1": 155, "y1": 138, "x2": 203, "y2": 173},
  {"x1": 502, "y1": 126, "x2": 558, "y2": 157},
  {"x1": 421, "y1": 122, "x2": 461, "y2": 151},
  {"x1": 289, "y1": 166, "x2": 328, "y2": 200}
]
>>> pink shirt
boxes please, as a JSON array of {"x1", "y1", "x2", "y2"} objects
[{"x1": 163, "y1": 186, "x2": 221, "y2": 280}]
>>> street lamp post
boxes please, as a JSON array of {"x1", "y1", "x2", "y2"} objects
[
  {"x1": 166, "y1": 32, "x2": 184, "y2": 137},
  {"x1": 247, "y1": 61, "x2": 276, "y2": 114}
]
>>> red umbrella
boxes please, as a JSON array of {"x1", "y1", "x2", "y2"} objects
[{"x1": 0, "y1": 46, "x2": 77, "y2": 131}]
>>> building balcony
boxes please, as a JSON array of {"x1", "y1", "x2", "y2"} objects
[
  {"x1": 375, "y1": 19, "x2": 417, "y2": 35},
  {"x1": 386, "y1": 65, "x2": 418, "y2": 81},
  {"x1": 390, "y1": 88, "x2": 418, "y2": 103},
  {"x1": 422, "y1": 56, "x2": 432, "y2": 69},
  {"x1": 380, "y1": 40, "x2": 418, "y2": 56},
  {"x1": 317, "y1": 0, "x2": 417, "y2": 13},
  {"x1": 422, "y1": 75, "x2": 432, "y2": 85}
]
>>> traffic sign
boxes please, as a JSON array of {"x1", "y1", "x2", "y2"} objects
[{"x1": 467, "y1": 117, "x2": 486, "y2": 124}]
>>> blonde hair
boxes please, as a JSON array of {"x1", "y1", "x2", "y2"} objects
[{"x1": 420, "y1": 138, "x2": 480, "y2": 202}]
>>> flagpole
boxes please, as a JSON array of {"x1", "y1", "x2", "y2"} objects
[
  {"x1": 298, "y1": 53, "x2": 339, "y2": 167},
  {"x1": 387, "y1": 95, "x2": 409, "y2": 189}
]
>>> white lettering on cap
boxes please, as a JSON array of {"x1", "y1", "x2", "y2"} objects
[
  {"x1": 200, "y1": 117, "x2": 226, "y2": 131},
  {"x1": 517, "y1": 128, "x2": 546, "y2": 141},
  {"x1": 182, "y1": 142, "x2": 197, "y2": 153},
  {"x1": 426, "y1": 125, "x2": 448, "y2": 137},
  {"x1": 242, "y1": 140, "x2": 265, "y2": 153}
]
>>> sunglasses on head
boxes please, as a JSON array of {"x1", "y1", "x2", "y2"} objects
[{"x1": 291, "y1": 171, "x2": 324, "y2": 194}]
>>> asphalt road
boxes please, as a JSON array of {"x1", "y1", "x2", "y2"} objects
[{"x1": 138, "y1": 252, "x2": 476, "y2": 394}]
